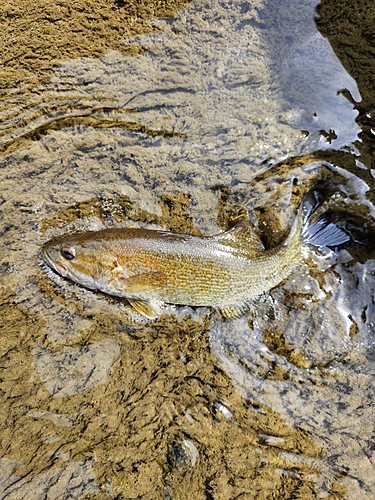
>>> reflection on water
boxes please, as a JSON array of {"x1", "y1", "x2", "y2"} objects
[
  {"x1": 1, "y1": 0, "x2": 375, "y2": 498},
  {"x1": 259, "y1": 0, "x2": 361, "y2": 149}
]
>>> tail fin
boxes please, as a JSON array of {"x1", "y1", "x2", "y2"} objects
[
  {"x1": 280, "y1": 190, "x2": 351, "y2": 250},
  {"x1": 301, "y1": 189, "x2": 324, "y2": 223},
  {"x1": 301, "y1": 189, "x2": 351, "y2": 247},
  {"x1": 305, "y1": 217, "x2": 351, "y2": 247},
  {"x1": 301, "y1": 190, "x2": 351, "y2": 248}
]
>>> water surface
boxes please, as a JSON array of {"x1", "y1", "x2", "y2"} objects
[{"x1": 1, "y1": 0, "x2": 375, "y2": 498}]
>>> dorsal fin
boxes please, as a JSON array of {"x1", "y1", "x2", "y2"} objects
[{"x1": 214, "y1": 218, "x2": 264, "y2": 253}]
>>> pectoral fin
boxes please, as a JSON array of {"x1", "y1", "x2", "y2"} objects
[
  {"x1": 116, "y1": 271, "x2": 167, "y2": 293},
  {"x1": 127, "y1": 298, "x2": 158, "y2": 318}
]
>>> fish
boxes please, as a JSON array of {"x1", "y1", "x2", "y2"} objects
[{"x1": 42, "y1": 192, "x2": 349, "y2": 319}]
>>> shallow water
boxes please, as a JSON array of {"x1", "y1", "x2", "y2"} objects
[{"x1": 1, "y1": 0, "x2": 375, "y2": 498}]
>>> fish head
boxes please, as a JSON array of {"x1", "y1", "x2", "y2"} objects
[{"x1": 42, "y1": 232, "x2": 121, "y2": 291}]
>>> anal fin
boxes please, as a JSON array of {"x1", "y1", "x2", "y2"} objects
[
  {"x1": 218, "y1": 294, "x2": 273, "y2": 320},
  {"x1": 217, "y1": 301, "x2": 254, "y2": 319}
]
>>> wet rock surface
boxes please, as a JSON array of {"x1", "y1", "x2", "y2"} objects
[{"x1": 1, "y1": 0, "x2": 375, "y2": 498}]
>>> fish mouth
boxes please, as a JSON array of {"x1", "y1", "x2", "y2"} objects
[{"x1": 41, "y1": 246, "x2": 68, "y2": 277}]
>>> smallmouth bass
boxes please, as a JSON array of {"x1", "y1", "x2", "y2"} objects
[{"x1": 42, "y1": 193, "x2": 349, "y2": 318}]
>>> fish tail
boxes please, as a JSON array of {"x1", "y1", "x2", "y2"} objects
[
  {"x1": 304, "y1": 217, "x2": 351, "y2": 247},
  {"x1": 301, "y1": 189, "x2": 324, "y2": 224},
  {"x1": 302, "y1": 189, "x2": 351, "y2": 248}
]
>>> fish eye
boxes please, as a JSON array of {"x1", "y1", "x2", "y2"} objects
[{"x1": 60, "y1": 245, "x2": 76, "y2": 260}]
